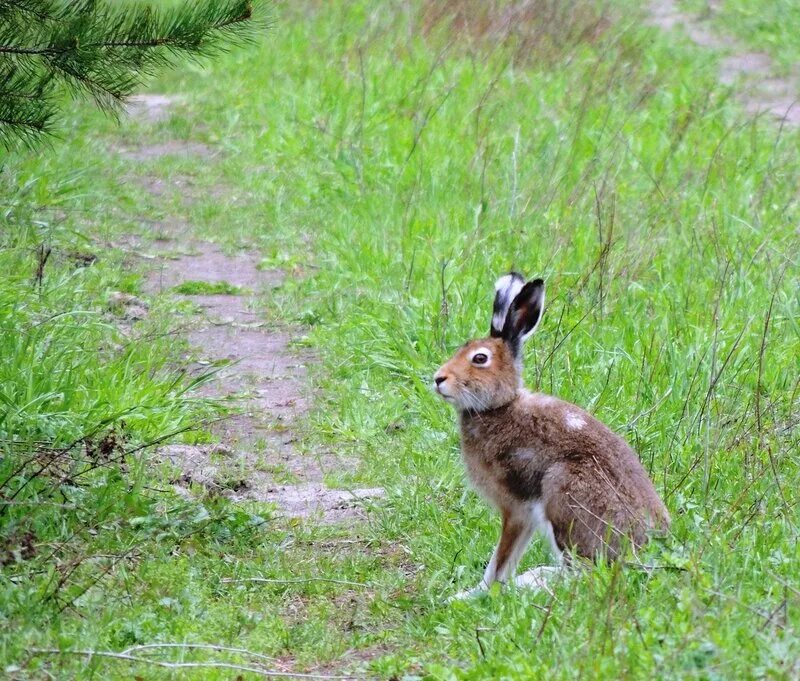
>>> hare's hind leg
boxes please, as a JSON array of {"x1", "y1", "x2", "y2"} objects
[
  {"x1": 531, "y1": 500, "x2": 563, "y2": 563},
  {"x1": 513, "y1": 565, "x2": 563, "y2": 592},
  {"x1": 509, "y1": 502, "x2": 566, "y2": 592}
]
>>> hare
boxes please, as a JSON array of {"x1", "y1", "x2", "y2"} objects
[{"x1": 433, "y1": 273, "x2": 670, "y2": 598}]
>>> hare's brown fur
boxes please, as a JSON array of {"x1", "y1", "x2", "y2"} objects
[
  {"x1": 458, "y1": 387, "x2": 669, "y2": 560},
  {"x1": 435, "y1": 276, "x2": 670, "y2": 595}
]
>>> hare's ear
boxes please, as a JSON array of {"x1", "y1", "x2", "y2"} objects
[
  {"x1": 490, "y1": 272, "x2": 525, "y2": 337},
  {"x1": 502, "y1": 278, "x2": 545, "y2": 355}
]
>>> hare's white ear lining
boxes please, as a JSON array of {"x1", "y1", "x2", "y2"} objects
[{"x1": 491, "y1": 272, "x2": 525, "y2": 337}]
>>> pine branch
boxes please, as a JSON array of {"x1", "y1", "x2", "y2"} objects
[
  {"x1": 91, "y1": 4, "x2": 254, "y2": 50},
  {"x1": 0, "y1": 0, "x2": 264, "y2": 149},
  {"x1": 0, "y1": 0, "x2": 85, "y2": 23},
  {"x1": 0, "y1": 65, "x2": 55, "y2": 147}
]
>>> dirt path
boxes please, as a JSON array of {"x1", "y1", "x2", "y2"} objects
[
  {"x1": 648, "y1": 1, "x2": 800, "y2": 126},
  {"x1": 124, "y1": 96, "x2": 383, "y2": 523}
]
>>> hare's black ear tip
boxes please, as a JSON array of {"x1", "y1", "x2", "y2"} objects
[{"x1": 531, "y1": 278, "x2": 544, "y2": 287}]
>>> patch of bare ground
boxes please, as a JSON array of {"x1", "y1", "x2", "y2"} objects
[
  {"x1": 113, "y1": 96, "x2": 213, "y2": 160},
  {"x1": 648, "y1": 0, "x2": 800, "y2": 126},
  {"x1": 121, "y1": 217, "x2": 195, "y2": 250},
  {"x1": 142, "y1": 238, "x2": 383, "y2": 522},
  {"x1": 301, "y1": 647, "x2": 398, "y2": 679},
  {"x1": 143, "y1": 241, "x2": 277, "y2": 294},
  {"x1": 135, "y1": 174, "x2": 196, "y2": 199},
  {"x1": 309, "y1": 644, "x2": 412, "y2": 680},
  {"x1": 116, "y1": 140, "x2": 215, "y2": 162},
  {"x1": 125, "y1": 94, "x2": 182, "y2": 123},
  {"x1": 134, "y1": 174, "x2": 230, "y2": 204}
]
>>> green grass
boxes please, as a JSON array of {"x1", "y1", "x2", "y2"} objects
[
  {"x1": 2, "y1": 0, "x2": 799, "y2": 679},
  {"x1": 172, "y1": 280, "x2": 246, "y2": 295}
]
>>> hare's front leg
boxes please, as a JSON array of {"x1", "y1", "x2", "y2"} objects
[
  {"x1": 486, "y1": 510, "x2": 536, "y2": 585},
  {"x1": 451, "y1": 509, "x2": 535, "y2": 600}
]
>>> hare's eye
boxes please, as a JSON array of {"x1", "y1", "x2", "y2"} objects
[{"x1": 472, "y1": 353, "x2": 488, "y2": 365}]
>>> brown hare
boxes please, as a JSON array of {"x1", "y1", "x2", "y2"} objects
[{"x1": 434, "y1": 273, "x2": 670, "y2": 598}]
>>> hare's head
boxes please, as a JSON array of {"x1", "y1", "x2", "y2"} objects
[{"x1": 433, "y1": 273, "x2": 545, "y2": 412}]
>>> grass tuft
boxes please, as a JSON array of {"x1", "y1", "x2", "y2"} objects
[{"x1": 171, "y1": 280, "x2": 246, "y2": 295}]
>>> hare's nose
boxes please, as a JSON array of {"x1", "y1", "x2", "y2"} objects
[{"x1": 434, "y1": 375, "x2": 447, "y2": 386}]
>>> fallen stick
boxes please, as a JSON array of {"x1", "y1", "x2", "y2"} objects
[
  {"x1": 28, "y1": 649, "x2": 361, "y2": 679},
  {"x1": 222, "y1": 577, "x2": 369, "y2": 588}
]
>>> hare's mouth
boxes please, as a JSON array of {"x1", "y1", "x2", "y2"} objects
[
  {"x1": 433, "y1": 384, "x2": 456, "y2": 403},
  {"x1": 437, "y1": 391, "x2": 458, "y2": 405}
]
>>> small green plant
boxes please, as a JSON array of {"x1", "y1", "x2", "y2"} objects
[{"x1": 172, "y1": 280, "x2": 246, "y2": 295}]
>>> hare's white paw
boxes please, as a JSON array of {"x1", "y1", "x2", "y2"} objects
[
  {"x1": 513, "y1": 566, "x2": 561, "y2": 592},
  {"x1": 448, "y1": 584, "x2": 487, "y2": 602}
]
